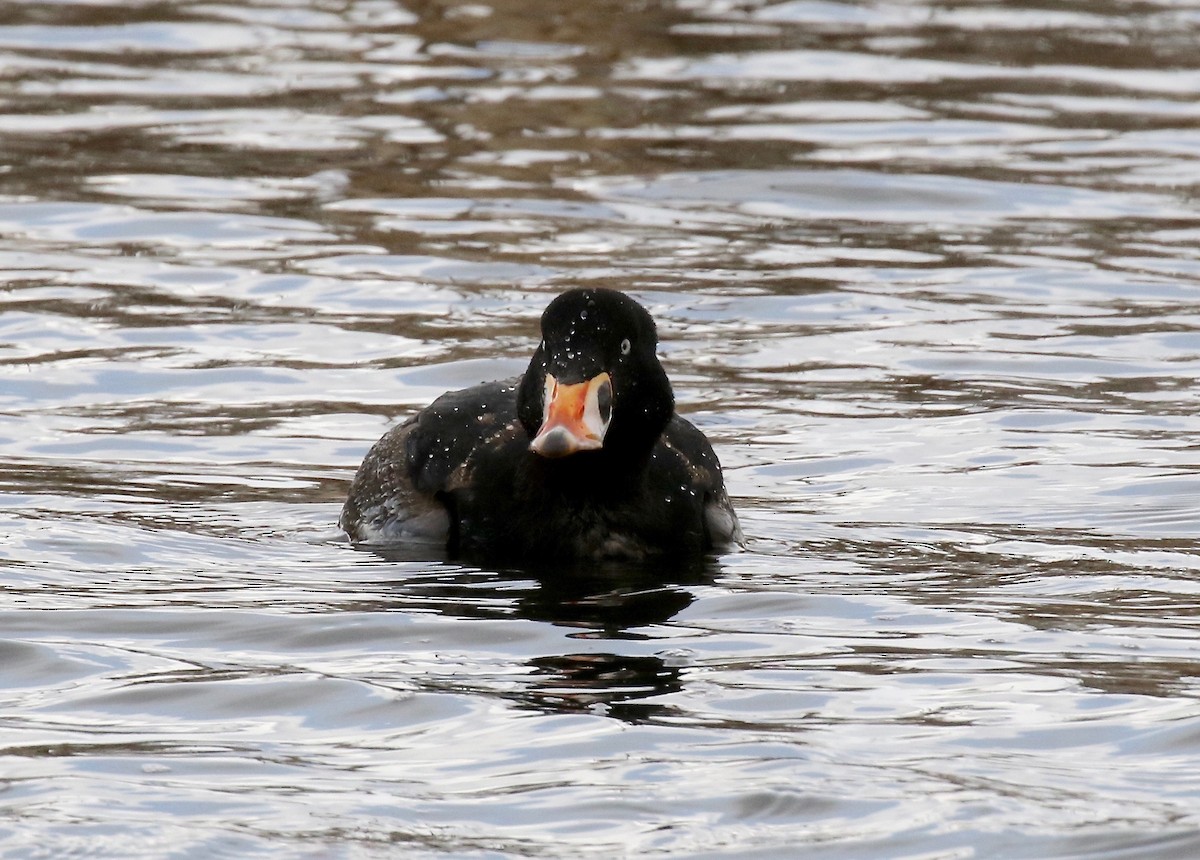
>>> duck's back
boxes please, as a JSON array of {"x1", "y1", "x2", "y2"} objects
[
  {"x1": 341, "y1": 378, "x2": 740, "y2": 560},
  {"x1": 340, "y1": 379, "x2": 520, "y2": 546},
  {"x1": 451, "y1": 412, "x2": 741, "y2": 561}
]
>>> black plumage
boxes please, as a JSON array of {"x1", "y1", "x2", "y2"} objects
[{"x1": 341, "y1": 288, "x2": 741, "y2": 562}]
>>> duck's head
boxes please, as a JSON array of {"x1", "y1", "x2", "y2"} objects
[{"x1": 518, "y1": 288, "x2": 674, "y2": 460}]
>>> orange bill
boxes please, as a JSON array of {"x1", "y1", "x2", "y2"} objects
[{"x1": 530, "y1": 372, "x2": 613, "y2": 458}]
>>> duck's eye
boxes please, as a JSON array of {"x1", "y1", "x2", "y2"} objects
[{"x1": 620, "y1": 338, "x2": 631, "y2": 356}]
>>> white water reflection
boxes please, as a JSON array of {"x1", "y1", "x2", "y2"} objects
[{"x1": 579, "y1": 168, "x2": 1195, "y2": 222}]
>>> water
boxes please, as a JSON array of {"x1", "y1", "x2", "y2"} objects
[{"x1": 2, "y1": 0, "x2": 1200, "y2": 856}]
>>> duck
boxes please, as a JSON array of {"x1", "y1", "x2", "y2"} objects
[{"x1": 340, "y1": 287, "x2": 741, "y2": 563}]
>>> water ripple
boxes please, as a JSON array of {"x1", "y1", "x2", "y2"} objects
[{"x1": 3, "y1": 0, "x2": 1200, "y2": 857}]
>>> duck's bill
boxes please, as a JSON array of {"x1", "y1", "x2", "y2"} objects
[{"x1": 530, "y1": 371, "x2": 612, "y2": 458}]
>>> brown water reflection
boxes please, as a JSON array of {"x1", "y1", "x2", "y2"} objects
[{"x1": 3, "y1": 0, "x2": 1200, "y2": 857}]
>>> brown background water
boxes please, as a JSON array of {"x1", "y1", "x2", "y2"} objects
[{"x1": 2, "y1": 0, "x2": 1200, "y2": 857}]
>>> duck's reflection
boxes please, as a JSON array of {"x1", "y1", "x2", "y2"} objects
[
  {"x1": 515, "y1": 557, "x2": 713, "y2": 632},
  {"x1": 524, "y1": 653, "x2": 684, "y2": 723},
  {"x1": 363, "y1": 545, "x2": 719, "y2": 721}
]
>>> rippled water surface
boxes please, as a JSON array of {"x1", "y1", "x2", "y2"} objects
[{"x1": 3, "y1": 1, "x2": 1200, "y2": 856}]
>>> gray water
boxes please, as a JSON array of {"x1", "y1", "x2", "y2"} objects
[{"x1": 3, "y1": 1, "x2": 1200, "y2": 857}]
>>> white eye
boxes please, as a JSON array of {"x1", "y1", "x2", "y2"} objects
[{"x1": 620, "y1": 338, "x2": 631, "y2": 356}]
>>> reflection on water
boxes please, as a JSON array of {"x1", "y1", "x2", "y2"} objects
[{"x1": 3, "y1": 0, "x2": 1200, "y2": 857}]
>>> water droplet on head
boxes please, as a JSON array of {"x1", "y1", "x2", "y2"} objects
[{"x1": 580, "y1": 309, "x2": 588, "y2": 320}]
